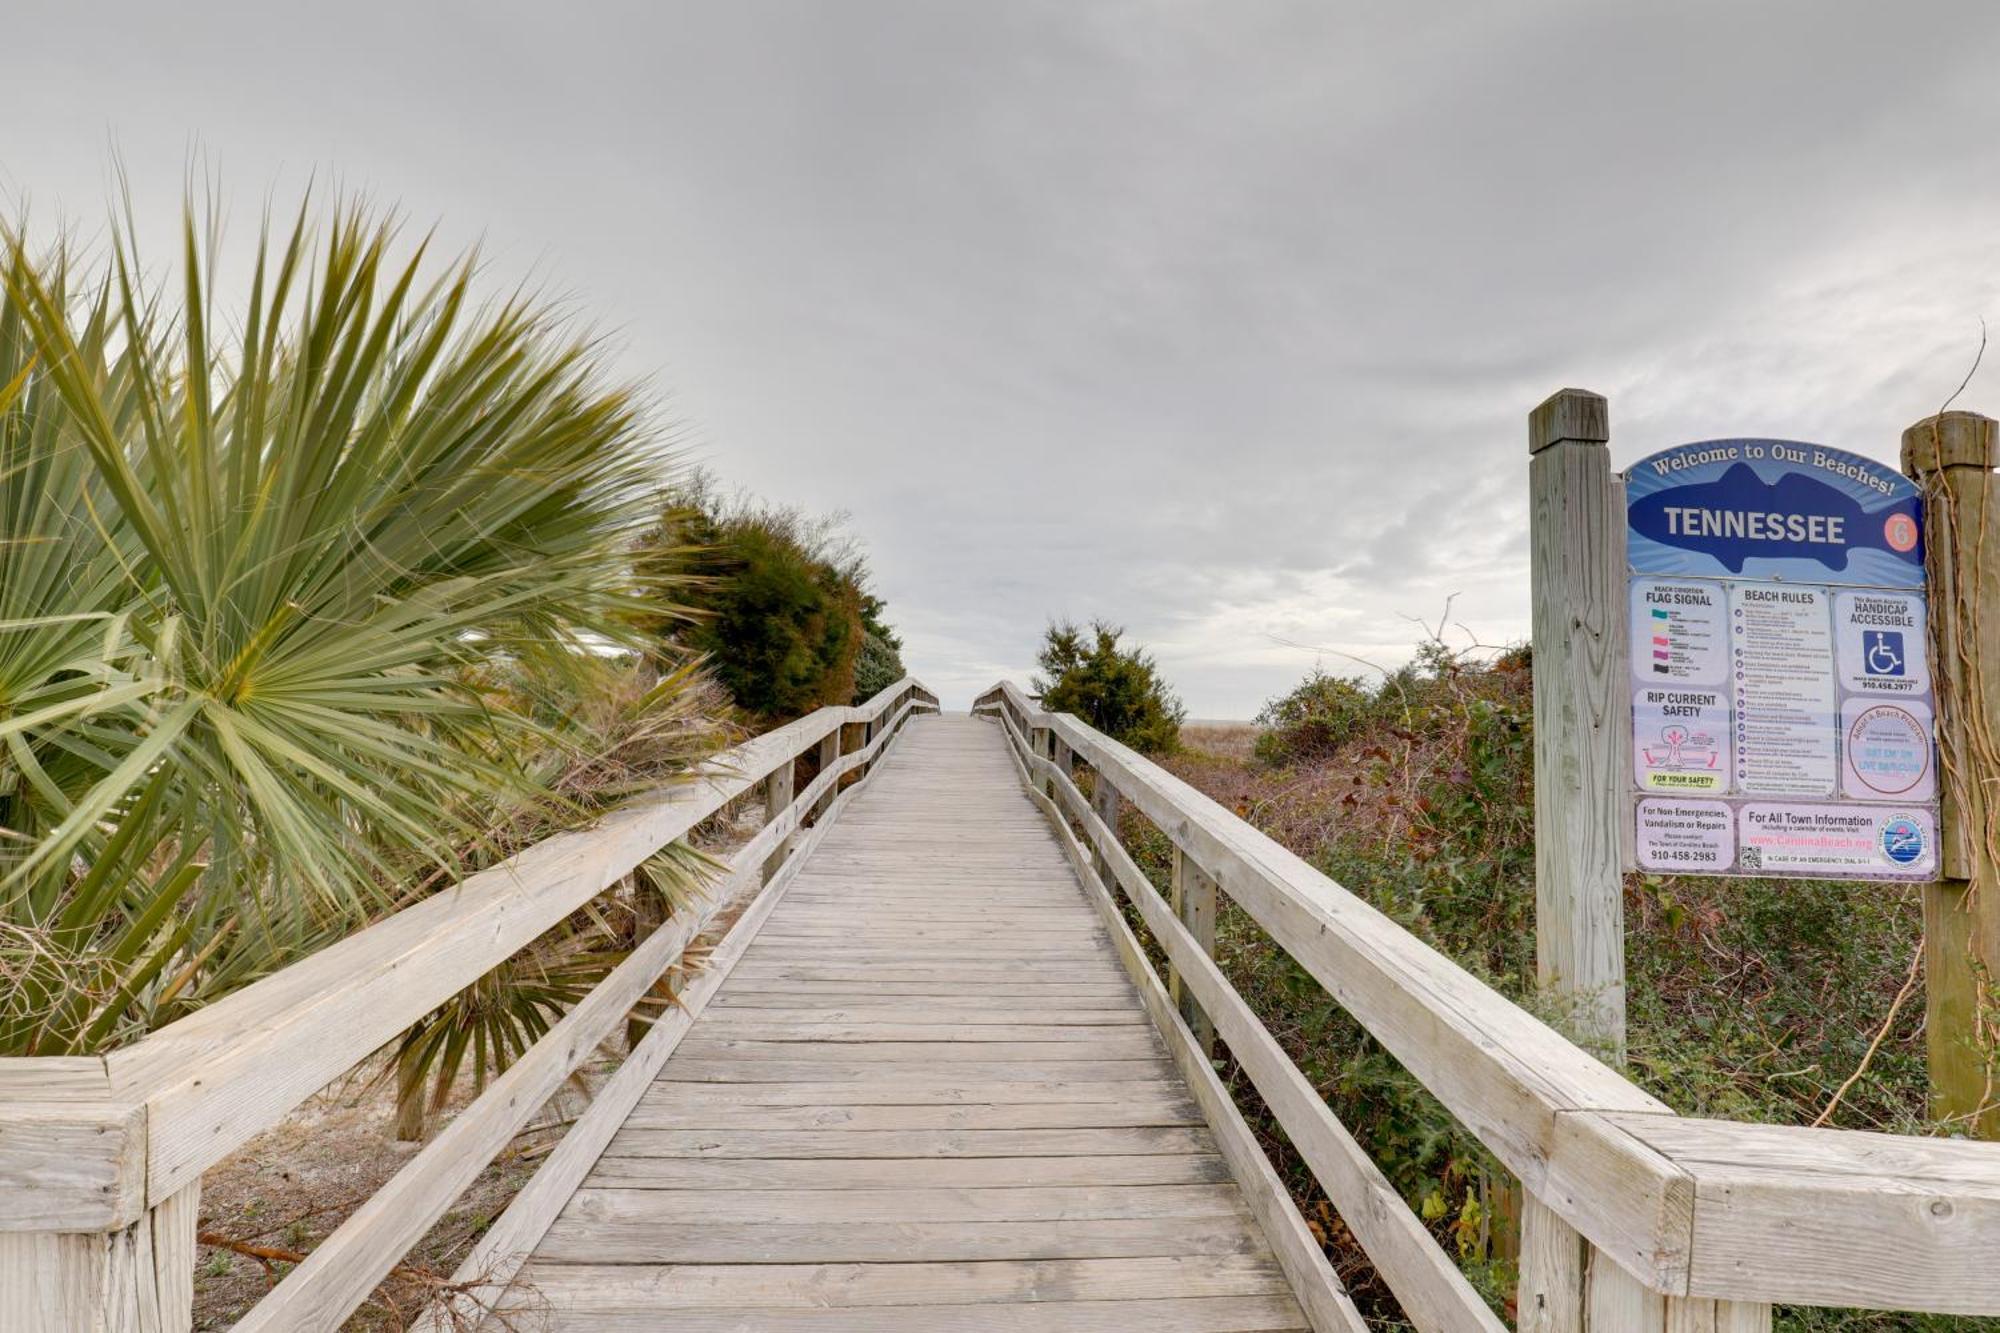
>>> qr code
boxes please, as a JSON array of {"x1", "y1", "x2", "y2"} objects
[{"x1": 1738, "y1": 847, "x2": 1761, "y2": 871}]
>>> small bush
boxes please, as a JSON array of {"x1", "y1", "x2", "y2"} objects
[
  {"x1": 853, "y1": 629, "x2": 906, "y2": 703},
  {"x1": 1254, "y1": 669, "x2": 1377, "y2": 764},
  {"x1": 852, "y1": 594, "x2": 907, "y2": 703},
  {"x1": 641, "y1": 477, "x2": 902, "y2": 724},
  {"x1": 1033, "y1": 620, "x2": 1186, "y2": 755}
]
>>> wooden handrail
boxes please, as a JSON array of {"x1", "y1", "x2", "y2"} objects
[
  {"x1": 0, "y1": 678, "x2": 936, "y2": 1329},
  {"x1": 975, "y1": 679, "x2": 2000, "y2": 1318}
]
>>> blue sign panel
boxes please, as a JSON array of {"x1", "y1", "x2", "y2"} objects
[
  {"x1": 1626, "y1": 438, "x2": 1936, "y2": 882},
  {"x1": 1625, "y1": 440, "x2": 1923, "y2": 588}
]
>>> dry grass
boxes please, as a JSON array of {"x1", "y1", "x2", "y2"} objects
[{"x1": 1178, "y1": 721, "x2": 1263, "y2": 763}]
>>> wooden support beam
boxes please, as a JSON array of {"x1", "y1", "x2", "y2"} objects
[
  {"x1": 1089, "y1": 770, "x2": 1122, "y2": 888},
  {"x1": 813, "y1": 730, "x2": 841, "y2": 820},
  {"x1": 1526, "y1": 387, "x2": 1629, "y2": 1328},
  {"x1": 1903, "y1": 410, "x2": 2000, "y2": 1133},
  {"x1": 1528, "y1": 386, "x2": 1628, "y2": 1054},
  {"x1": 1169, "y1": 844, "x2": 1217, "y2": 1057},
  {"x1": 0, "y1": 1183, "x2": 199, "y2": 1333},
  {"x1": 762, "y1": 758, "x2": 796, "y2": 884}
]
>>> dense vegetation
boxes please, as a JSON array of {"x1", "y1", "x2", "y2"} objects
[
  {"x1": 0, "y1": 200, "x2": 727, "y2": 1065},
  {"x1": 642, "y1": 479, "x2": 905, "y2": 725},
  {"x1": 1118, "y1": 642, "x2": 1963, "y2": 1330},
  {"x1": 1033, "y1": 620, "x2": 1185, "y2": 754}
]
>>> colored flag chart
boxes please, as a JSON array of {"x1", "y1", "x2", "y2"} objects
[{"x1": 1624, "y1": 439, "x2": 1938, "y2": 881}]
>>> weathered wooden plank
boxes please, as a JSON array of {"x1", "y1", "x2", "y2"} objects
[
  {"x1": 584, "y1": 1154, "x2": 1236, "y2": 1190},
  {"x1": 709, "y1": 994, "x2": 1142, "y2": 1015},
  {"x1": 408, "y1": 711, "x2": 915, "y2": 1333},
  {"x1": 512, "y1": 1296, "x2": 1310, "y2": 1332},
  {"x1": 1019, "y1": 751, "x2": 1364, "y2": 1333},
  {"x1": 1606, "y1": 1110, "x2": 2000, "y2": 1313},
  {"x1": 643, "y1": 1078, "x2": 1185, "y2": 1105},
  {"x1": 1519, "y1": 1191, "x2": 1583, "y2": 1333},
  {"x1": 516, "y1": 1254, "x2": 1291, "y2": 1308},
  {"x1": 0, "y1": 1100, "x2": 145, "y2": 1232},
  {"x1": 674, "y1": 1022, "x2": 1149, "y2": 1042},
  {"x1": 725, "y1": 966, "x2": 1131, "y2": 984},
  {"x1": 534, "y1": 1216, "x2": 1275, "y2": 1264},
  {"x1": 989, "y1": 682, "x2": 1681, "y2": 1292},
  {"x1": 716, "y1": 979, "x2": 1137, "y2": 998},
  {"x1": 114, "y1": 686, "x2": 932, "y2": 1205},
  {"x1": 657, "y1": 1058, "x2": 1173, "y2": 1083},
  {"x1": 672, "y1": 1034, "x2": 1161, "y2": 1061},
  {"x1": 562, "y1": 1184, "x2": 1249, "y2": 1224},
  {"x1": 602, "y1": 1126, "x2": 1215, "y2": 1159},
  {"x1": 1032, "y1": 729, "x2": 1502, "y2": 1333},
  {"x1": 700, "y1": 1006, "x2": 1146, "y2": 1026},
  {"x1": 625, "y1": 1100, "x2": 1200, "y2": 1131}
]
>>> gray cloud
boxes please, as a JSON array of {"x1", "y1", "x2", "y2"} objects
[{"x1": 7, "y1": 0, "x2": 2000, "y2": 714}]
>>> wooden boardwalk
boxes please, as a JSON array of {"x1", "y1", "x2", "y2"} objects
[{"x1": 509, "y1": 716, "x2": 1310, "y2": 1331}]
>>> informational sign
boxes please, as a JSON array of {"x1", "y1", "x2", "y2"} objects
[{"x1": 1625, "y1": 439, "x2": 1937, "y2": 880}]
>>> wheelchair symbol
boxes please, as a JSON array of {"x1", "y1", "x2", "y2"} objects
[{"x1": 1865, "y1": 630, "x2": 1905, "y2": 678}]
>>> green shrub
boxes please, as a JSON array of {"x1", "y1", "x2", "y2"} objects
[
  {"x1": 643, "y1": 481, "x2": 902, "y2": 724},
  {"x1": 1254, "y1": 668, "x2": 1377, "y2": 764},
  {"x1": 1033, "y1": 620, "x2": 1186, "y2": 755},
  {"x1": 854, "y1": 629, "x2": 907, "y2": 704}
]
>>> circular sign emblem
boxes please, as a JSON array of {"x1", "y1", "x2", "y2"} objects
[
  {"x1": 1846, "y1": 704, "x2": 1930, "y2": 796},
  {"x1": 1880, "y1": 814, "x2": 1928, "y2": 866},
  {"x1": 1884, "y1": 512, "x2": 1919, "y2": 553}
]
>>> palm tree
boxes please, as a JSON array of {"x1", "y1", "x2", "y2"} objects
[{"x1": 0, "y1": 195, "x2": 716, "y2": 1057}]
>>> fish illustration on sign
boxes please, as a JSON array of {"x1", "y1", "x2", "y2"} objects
[{"x1": 1626, "y1": 462, "x2": 1922, "y2": 576}]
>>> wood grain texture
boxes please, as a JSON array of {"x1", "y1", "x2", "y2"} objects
[
  {"x1": 986, "y1": 681, "x2": 1677, "y2": 1289},
  {"x1": 1527, "y1": 387, "x2": 1627, "y2": 1055},
  {"x1": 1902, "y1": 410, "x2": 2000, "y2": 1130},
  {"x1": 1518, "y1": 1192, "x2": 1584, "y2": 1333},
  {"x1": 116, "y1": 679, "x2": 933, "y2": 1205},
  {"x1": 1608, "y1": 1109, "x2": 2000, "y2": 1313},
  {"x1": 1026, "y1": 758, "x2": 1366, "y2": 1332},
  {"x1": 514, "y1": 1254, "x2": 1292, "y2": 1308},
  {"x1": 409, "y1": 696, "x2": 914, "y2": 1332},
  {"x1": 1005, "y1": 709, "x2": 1496, "y2": 1333},
  {"x1": 482, "y1": 716, "x2": 1309, "y2": 1332}
]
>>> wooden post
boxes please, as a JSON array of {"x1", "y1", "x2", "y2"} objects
[
  {"x1": 761, "y1": 758, "x2": 794, "y2": 884},
  {"x1": 1029, "y1": 722, "x2": 1052, "y2": 798},
  {"x1": 1523, "y1": 388, "x2": 1626, "y2": 1331},
  {"x1": 813, "y1": 730, "x2": 841, "y2": 820},
  {"x1": 1518, "y1": 1193, "x2": 1584, "y2": 1333},
  {"x1": 0, "y1": 1183, "x2": 201, "y2": 1332},
  {"x1": 1528, "y1": 386, "x2": 1628, "y2": 1054},
  {"x1": 1170, "y1": 844, "x2": 1218, "y2": 1056},
  {"x1": 1903, "y1": 409, "x2": 2000, "y2": 1133},
  {"x1": 1090, "y1": 767, "x2": 1121, "y2": 887},
  {"x1": 1517, "y1": 392, "x2": 1775, "y2": 1332}
]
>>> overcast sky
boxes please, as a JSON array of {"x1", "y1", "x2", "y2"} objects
[{"x1": 8, "y1": 1, "x2": 2000, "y2": 715}]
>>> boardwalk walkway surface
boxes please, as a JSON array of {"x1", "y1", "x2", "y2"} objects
[{"x1": 509, "y1": 715, "x2": 1310, "y2": 1331}]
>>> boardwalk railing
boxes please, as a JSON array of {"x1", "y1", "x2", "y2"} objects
[
  {"x1": 0, "y1": 677, "x2": 937, "y2": 1332},
  {"x1": 974, "y1": 679, "x2": 2000, "y2": 1331}
]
